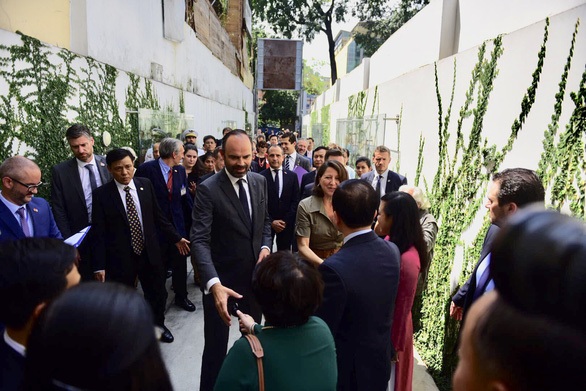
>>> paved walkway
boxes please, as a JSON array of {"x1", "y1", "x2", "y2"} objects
[{"x1": 158, "y1": 263, "x2": 439, "y2": 391}]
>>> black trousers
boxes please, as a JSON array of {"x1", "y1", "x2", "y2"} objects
[
  {"x1": 77, "y1": 240, "x2": 94, "y2": 282},
  {"x1": 108, "y1": 252, "x2": 168, "y2": 326},
  {"x1": 160, "y1": 240, "x2": 188, "y2": 298},
  {"x1": 199, "y1": 286, "x2": 262, "y2": 391}
]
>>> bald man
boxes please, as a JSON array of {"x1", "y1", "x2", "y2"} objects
[{"x1": 0, "y1": 156, "x2": 62, "y2": 242}]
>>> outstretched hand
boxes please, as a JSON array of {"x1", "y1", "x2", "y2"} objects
[
  {"x1": 211, "y1": 283, "x2": 243, "y2": 326},
  {"x1": 237, "y1": 310, "x2": 255, "y2": 334}
]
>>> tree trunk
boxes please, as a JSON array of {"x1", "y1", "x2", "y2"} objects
[{"x1": 324, "y1": 19, "x2": 338, "y2": 85}]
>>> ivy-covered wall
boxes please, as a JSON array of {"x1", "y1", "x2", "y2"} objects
[{"x1": 304, "y1": 11, "x2": 586, "y2": 389}]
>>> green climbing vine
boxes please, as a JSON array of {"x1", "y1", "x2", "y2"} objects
[
  {"x1": 0, "y1": 32, "x2": 162, "y2": 201},
  {"x1": 320, "y1": 104, "x2": 331, "y2": 145}
]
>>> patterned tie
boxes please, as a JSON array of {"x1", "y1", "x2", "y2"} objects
[
  {"x1": 16, "y1": 207, "x2": 31, "y2": 237},
  {"x1": 238, "y1": 179, "x2": 252, "y2": 227},
  {"x1": 124, "y1": 186, "x2": 144, "y2": 255},
  {"x1": 376, "y1": 175, "x2": 382, "y2": 197},
  {"x1": 284, "y1": 155, "x2": 290, "y2": 171},
  {"x1": 166, "y1": 170, "x2": 173, "y2": 201},
  {"x1": 84, "y1": 164, "x2": 98, "y2": 191},
  {"x1": 273, "y1": 169, "x2": 280, "y2": 198}
]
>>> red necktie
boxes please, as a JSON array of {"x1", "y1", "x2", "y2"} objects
[{"x1": 167, "y1": 170, "x2": 173, "y2": 201}]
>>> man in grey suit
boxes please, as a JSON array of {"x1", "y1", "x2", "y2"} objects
[
  {"x1": 191, "y1": 129, "x2": 272, "y2": 391},
  {"x1": 51, "y1": 124, "x2": 111, "y2": 280},
  {"x1": 279, "y1": 132, "x2": 311, "y2": 173}
]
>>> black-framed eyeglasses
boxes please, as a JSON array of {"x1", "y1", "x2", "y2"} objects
[{"x1": 10, "y1": 178, "x2": 45, "y2": 191}]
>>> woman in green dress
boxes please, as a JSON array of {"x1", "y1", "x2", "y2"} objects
[{"x1": 214, "y1": 252, "x2": 337, "y2": 391}]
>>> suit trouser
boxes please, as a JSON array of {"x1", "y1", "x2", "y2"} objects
[
  {"x1": 200, "y1": 286, "x2": 262, "y2": 391},
  {"x1": 77, "y1": 240, "x2": 94, "y2": 282},
  {"x1": 160, "y1": 240, "x2": 188, "y2": 298},
  {"x1": 108, "y1": 252, "x2": 168, "y2": 326},
  {"x1": 271, "y1": 224, "x2": 294, "y2": 251}
]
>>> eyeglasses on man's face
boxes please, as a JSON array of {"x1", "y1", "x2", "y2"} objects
[{"x1": 10, "y1": 177, "x2": 45, "y2": 192}]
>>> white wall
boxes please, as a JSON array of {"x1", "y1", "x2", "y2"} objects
[
  {"x1": 70, "y1": 0, "x2": 253, "y2": 126},
  {"x1": 306, "y1": 1, "x2": 586, "y2": 284}
]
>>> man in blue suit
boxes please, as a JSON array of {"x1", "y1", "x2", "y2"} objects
[
  {"x1": 259, "y1": 144, "x2": 299, "y2": 251},
  {"x1": 316, "y1": 179, "x2": 401, "y2": 391},
  {"x1": 135, "y1": 138, "x2": 195, "y2": 312},
  {"x1": 0, "y1": 156, "x2": 62, "y2": 242}
]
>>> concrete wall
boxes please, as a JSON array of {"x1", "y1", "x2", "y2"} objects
[{"x1": 305, "y1": 1, "x2": 586, "y2": 283}]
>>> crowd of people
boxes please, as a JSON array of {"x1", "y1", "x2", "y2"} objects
[{"x1": 0, "y1": 124, "x2": 584, "y2": 391}]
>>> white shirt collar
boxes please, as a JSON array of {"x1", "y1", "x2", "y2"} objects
[
  {"x1": 114, "y1": 179, "x2": 136, "y2": 191},
  {"x1": 76, "y1": 154, "x2": 96, "y2": 168},
  {"x1": 343, "y1": 229, "x2": 372, "y2": 244},
  {"x1": 224, "y1": 168, "x2": 248, "y2": 186},
  {"x1": 4, "y1": 330, "x2": 25, "y2": 357},
  {"x1": 287, "y1": 151, "x2": 297, "y2": 161},
  {"x1": 375, "y1": 168, "x2": 389, "y2": 179},
  {"x1": 271, "y1": 166, "x2": 282, "y2": 172}
]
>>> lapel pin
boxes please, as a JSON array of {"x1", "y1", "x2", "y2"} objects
[
  {"x1": 100, "y1": 162, "x2": 105, "y2": 167},
  {"x1": 33, "y1": 208, "x2": 39, "y2": 212},
  {"x1": 174, "y1": 169, "x2": 177, "y2": 173},
  {"x1": 140, "y1": 187, "x2": 144, "y2": 191}
]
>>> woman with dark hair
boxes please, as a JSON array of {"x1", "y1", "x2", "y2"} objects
[
  {"x1": 194, "y1": 151, "x2": 215, "y2": 178},
  {"x1": 295, "y1": 160, "x2": 349, "y2": 265},
  {"x1": 214, "y1": 252, "x2": 337, "y2": 390},
  {"x1": 453, "y1": 208, "x2": 586, "y2": 391},
  {"x1": 24, "y1": 282, "x2": 173, "y2": 391},
  {"x1": 375, "y1": 191, "x2": 427, "y2": 391},
  {"x1": 253, "y1": 140, "x2": 269, "y2": 171},
  {"x1": 183, "y1": 143, "x2": 199, "y2": 195}
]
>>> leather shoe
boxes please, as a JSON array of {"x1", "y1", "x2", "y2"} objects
[
  {"x1": 160, "y1": 325, "x2": 174, "y2": 343},
  {"x1": 175, "y1": 297, "x2": 196, "y2": 312}
]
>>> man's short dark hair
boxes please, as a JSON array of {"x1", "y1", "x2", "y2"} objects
[
  {"x1": 0, "y1": 238, "x2": 76, "y2": 329},
  {"x1": 221, "y1": 129, "x2": 252, "y2": 151},
  {"x1": 332, "y1": 179, "x2": 379, "y2": 228},
  {"x1": 203, "y1": 135, "x2": 216, "y2": 144},
  {"x1": 252, "y1": 252, "x2": 323, "y2": 327},
  {"x1": 472, "y1": 209, "x2": 586, "y2": 391},
  {"x1": 356, "y1": 156, "x2": 371, "y2": 168},
  {"x1": 279, "y1": 132, "x2": 296, "y2": 144},
  {"x1": 65, "y1": 124, "x2": 91, "y2": 140},
  {"x1": 492, "y1": 168, "x2": 545, "y2": 207},
  {"x1": 313, "y1": 146, "x2": 328, "y2": 155},
  {"x1": 212, "y1": 146, "x2": 222, "y2": 159},
  {"x1": 269, "y1": 134, "x2": 278, "y2": 141},
  {"x1": 308, "y1": 137, "x2": 314, "y2": 142},
  {"x1": 325, "y1": 149, "x2": 344, "y2": 161},
  {"x1": 106, "y1": 148, "x2": 134, "y2": 166}
]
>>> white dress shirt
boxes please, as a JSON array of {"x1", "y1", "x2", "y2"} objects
[
  {"x1": 343, "y1": 229, "x2": 372, "y2": 244},
  {"x1": 371, "y1": 169, "x2": 390, "y2": 198},
  {"x1": 285, "y1": 151, "x2": 298, "y2": 170},
  {"x1": 77, "y1": 155, "x2": 103, "y2": 220},
  {"x1": 4, "y1": 330, "x2": 25, "y2": 357},
  {"x1": 114, "y1": 179, "x2": 144, "y2": 233},
  {"x1": 0, "y1": 192, "x2": 34, "y2": 236}
]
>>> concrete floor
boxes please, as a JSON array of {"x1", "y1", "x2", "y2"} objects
[{"x1": 157, "y1": 262, "x2": 439, "y2": 391}]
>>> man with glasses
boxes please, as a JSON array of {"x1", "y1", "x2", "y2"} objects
[{"x1": 0, "y1": 156, "x2": 62, "y2": 242}]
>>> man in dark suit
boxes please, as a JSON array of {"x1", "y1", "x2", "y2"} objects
[
  {"x1": 51, "y1": 124, "x2": 111, "y2": 280},
  {"x1": 135, "y1": 137, "x2": 195, "y2": 312},
  {"x1": 0, "y1": 157, "x2": 62, "y2": 242},
  {"x1": 316, "y1": 179, "x2": 401, "y2": 390},
  {"x1": 450, "y1": 168, "x2": 545, "y2": 321},
  {"x1": 299, "y1": 146, "x2": 327, "y2": 197},
  {"x1": 300, "y1": 148, "x2": 346, "y2": 200},
  {"x1": 361, "y1": 145, "x2": 407, "y2": 198},
  {"x1": 0, "y1": 238, "x2": 80, "y2": 391},
  {"x1": 91, "y1": 149, "x2": 190, "y2": 343},
  {"x1": 259, "y1": 144, "x2": 299, "y2": 251},
  {"x1": 191, "y1": 129, "x2": 272, "y2": 391},
  {"x1": 279, "y1": 132, "x2": 311, "y2": 173}
]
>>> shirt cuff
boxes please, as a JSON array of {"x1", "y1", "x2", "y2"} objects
[
  {"x1": 93, "y1": 270, "x2": 105, "y2": 273},
  {"x1": 261, "y1": 246, "x2": 271, "y2": 253},
  {"x1": 205, "y1": 277, "x2": 221, "y2": 295}
]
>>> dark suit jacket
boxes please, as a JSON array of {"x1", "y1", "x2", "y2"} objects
[
  {"x1": 300, "y1": 170, "x2": 316, "y2": 196},
  {"x1": 316, "y1": 231, "x2": 401, "y2": 391},
  {"x1": 190, "y1": 170, "x2": 272, "y2": 291},
  {"x1": 0, "y1": 197, "x2": 62, "y2": 243},
  {"x1": 361, "y1": 169, "x2": 408, "y2": 195},
  {"x1": 135, "y1": 159, "x2": 192, "y2": 238},
  {"x1": 90, "y1": 178, "x2": 182, "y2": 280},
  {"x1": 259, "y1": 168, "x2": 299, "y2": 225},
  {"x1": 293, "y1": 153, "x2": 311, "y2": 172},
  {"x1": 452, "y1": 224, "x2": 500, "y2": 318},
  {"x1": 0, "y1": 332, "x2": 25, "y2": 391},
  {"x1": 51, "y1": 155, "x2": 111, "y2": 237}
]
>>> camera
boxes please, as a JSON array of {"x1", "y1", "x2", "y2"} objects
[{"x1": 227, "y1": 297, "x2": 239, "y2": 317}]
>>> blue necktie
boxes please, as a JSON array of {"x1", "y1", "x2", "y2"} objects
[
  {"x1": 85, "y1": 164, "x2": 98, "y2": 191},
  {"x1": 473, "y1": 254, "x2": 492, "y2": 301},
  {"x1": 376, "y1": 175, "x2": 382, "y2": 197},
  {"x1": 273, "y1": 169, "x2": 280, "y2": 198},
  {"x1": 284, "y1": 155, "x2": 290, "y2": 171}
]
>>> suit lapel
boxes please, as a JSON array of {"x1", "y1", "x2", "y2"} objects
[
  {"x1": 68, "y1": 158, "x2": 86, "y2": 205},
  {"x1": 26, "y1": 202, "x2": 40, "y2": 236},
  {"x1": 0, "y1": 200, "x2": 24, "y2": 238},
  {"x1": 218, "y1": 172, "x2": 250, "y2": 230},
  {"x1": 95, "y1": 155, "x2": 111, "y2": 184},
  {"x1": 135, "y1": 179, "x2": 149, "y2": 222},
  {"x1": 109, "y1": 182, "x2": 129, "y2": 225}
]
